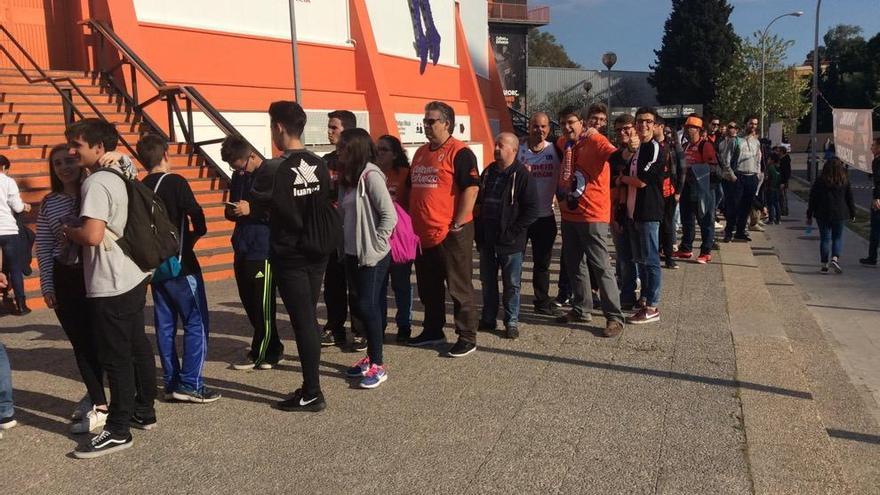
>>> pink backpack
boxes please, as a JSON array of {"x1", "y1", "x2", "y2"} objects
[{"x1": 389, "y1": 201, "x2": 420, "y2": 264}]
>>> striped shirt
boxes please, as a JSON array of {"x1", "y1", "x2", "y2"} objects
[{"x1": 36, "y1": 192, "x2": 79, "y2": 296}]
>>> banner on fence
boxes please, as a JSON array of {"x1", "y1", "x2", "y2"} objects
[{"x1": 832, "y1": 108, "x2": 874, "y2": 172}]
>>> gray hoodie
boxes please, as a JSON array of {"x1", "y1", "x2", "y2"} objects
[{"x1": 339, "y1": 162, "x2": 397, "y2": 267}]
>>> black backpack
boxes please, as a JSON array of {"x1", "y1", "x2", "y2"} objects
[{"x1": 95, "y1": 168, "x2": 179, "y2": 271}]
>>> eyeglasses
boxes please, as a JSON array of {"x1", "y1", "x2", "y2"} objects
[
  {"x1": 615, "y1": 125, "x2": 634, "y2": 134},
  {"x1": 710, "y1": 122, "x2": 720, "y2": 126},
  {"x1": 636, "y1": 119, "x2": 654, "y2": 126},
  {"x1": 423, "y1": 118, "x2": 444, "y2": 126}
]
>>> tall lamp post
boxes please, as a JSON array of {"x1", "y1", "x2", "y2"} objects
[
  {"x1": 602, "y1": 52, "x2": 617, "y2": 116},
  {"x1": 760, "y1": 10, "x2": 803, "y2": 139},
  {"x1": 809, "y1": 1, "x2": 822, "y2": 182},
  {"x1": 288, "y1": 0, "x2": 303, "y2": 104}
]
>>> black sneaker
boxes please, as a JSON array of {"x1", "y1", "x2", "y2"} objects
[
  {"x1": 477, "y1": 320, "x2": 497, "y2": 332},
  {"x1": 320, "y1": 328, "x2": 336, "y2": 347},
  {"x1": 352, "y1": 337, "x2": 368, "y2": 352},
  {"x1": 664, "y1": 259, "x2": 679, "y2": 270},
  {"x1": 276, "y1": 389, "x2": 326, "y2": 412},
  {"x1": 395, "y1": 328, "x2": 412, "y2": 344},
  {"x1": 859, "y1": 257, "x2": 877, "y2": 267},
  {"x1": 130, "y1": 414, "x2": 157, "y2": 431},
  {"x1": 722, "y1": 235, "x2": 732, "y2": 243},
  {"x1": 733, "y1": 234, "x2": 752, "y2": 243},
  {"x1": 533, "y1": 306, "x2": 556, "y2": 316},
  {"x1": 171, "y1": 385, "x2": 222, "y2": 404},
  {"x1": 446, "y1": 339, "x2": 477, "y2": 358},
  {"x1": 830, "y1": 259, "x2": 843, "y2": 274},
  {"x1": 407, "y1": 331, "x2": 447, "y2": 347},
  {"x1": 505, "y1": 326, "x2": 519, "y2": 340},
  {"x1": 73, "y1": 430, "x2": 133, "y2": 459}
]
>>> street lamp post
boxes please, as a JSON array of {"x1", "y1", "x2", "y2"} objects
[
  {"x1": 288, "y1": 0, "x2": 303, "y2": 104},
  {"x1": 809, "y1": 1, "x2": 822, "y2": 182},
  {"x1": 760, "y1": 11, "x2": 803, "y2": 139},
  {"x1": 602, "y1": 52, "x2": 617, "y2": 117}
]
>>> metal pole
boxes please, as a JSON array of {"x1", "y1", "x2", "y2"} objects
[
  {"x1": 288, "y1": 0, "x2": 303, "y2": 104},
  {"x1": 809, "y1": 0, "x2": 822, "y2": 182},
  {"x1": 761, "y1": 32, "x2": 766, "y2": 139},
  {"x1": 606, "y1": 70, "x2": 612, "y2": 117}
]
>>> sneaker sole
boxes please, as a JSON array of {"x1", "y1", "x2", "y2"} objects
[
  {"x1": 0, "y1": 420, "x2": 17, "y2": 430},
  {"x1": 831, "y1": 264, "x2": 843, "y2": 274},
  {"x1": 447, "y1": 346, "x2": 477, "y2": 358},
  {"x1": 359, "y1": 374, "x2": 388, "y2": 389},
  {"x1": 627, "y1": 315, "x2": 660, "y2": 325},
  {"x1": 129, "y1": 420, "x2": 157, "y2": 431},
  {"x1": 276, "y1": 401, "x2": 327, "y2": 413},
  {"x1": 171, "y1": 392, "x2": 222, "y2": 404},
  {"x1": 231, "y1": 363, "x2": 256, "y2": 370},
  {"x1": 73, "y1": 440, "x2": 133, "y2": 459},
  {"x1": 407, "y1": 339, "x2": 447, "y2": 347}
]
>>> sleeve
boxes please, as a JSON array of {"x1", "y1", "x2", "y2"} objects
[
  {"x1": 717, "y1": 139, "x2": 732, "y2": 172},
  {"x1": 453, "y1": 147, "x2": 480, "y2": 189},
  {"x1": 225, "y1": 174, "x2": 240, "y2": 222},
  {"x1": 35, "y1": 197, "x2": 56, "y2": 296},
  {"x1": 79, "y1": 175, "x2": 114, "y2": 224},
  {"x1": 873, "y1": 159, "x2": 880, "y2": 200},
  {"x1": 806, "y1": 183, "x2": 818, "y2": 219},
  {"x1": 5, "y1": 177, "x2": 25, "y2": 213},
  {"x1": 511, "y1": 172, "x2": 540, "y2": 236},
  {"x1": 177, "y1": 176, "x2": 207, "y2": 237},
  {"x1": 780, "y1": 158, "x2": 792, "y2": 184},
  {"x1": 702, "y1": 141, "x2": 719, "y2": 166},
  {"x1": 249, "y1": 159, "x2": 280, "y2": 220},
  {"x1": 592, "y1": 133, "x2": 617, "y2": 163},
  {"x1": 119, "y1": 155, "x2": 138, "y2": 180},
  {"x1": 366, "y1": 171, "x2": 397, "y2": 241},
  {"x1": 636, "y1": 143, "x2": 665, "y2": 185}
]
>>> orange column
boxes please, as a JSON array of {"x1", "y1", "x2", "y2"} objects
[
  {"x1": 454, "y1": 3, "x2": 494, "y2": 166},
  {"x1": 349, "y1": 0, "x2": 399, "y2": 138}
]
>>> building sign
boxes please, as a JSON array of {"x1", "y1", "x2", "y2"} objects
[
  {"x1": 833, "y1": 108, "x2": 875, "y2": 172},
  {"x1": 613, "y1": 104, "x2": 703, "y2": 120},
  {"x1": 490, "y1": 26, "x2": 527, "y2": 112}
]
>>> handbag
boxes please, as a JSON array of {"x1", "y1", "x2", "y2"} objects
[{"x1": 150, "y1": 174, "x2": 184, "y2": 283}]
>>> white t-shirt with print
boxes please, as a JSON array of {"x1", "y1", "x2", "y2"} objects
[{"x1": 517, "y1": 140, "x2": 560, "y2": 218}]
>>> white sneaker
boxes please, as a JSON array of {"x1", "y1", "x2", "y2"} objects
[
  {"x1": 70, "y1": 407, "x2": 108, "y2": 434},
  {"x1": 71, "y1": 395, "x2": 92, "y2": 421}
]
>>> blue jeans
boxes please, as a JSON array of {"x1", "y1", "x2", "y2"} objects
[
  {"x1": 0, "y1": 343, "x2": 13, "y2": 420},
  {"x1": 479, "y1": 247, "x2": 524, "y2": 329},
  {"x1": 380, "y1": 261, "x2": 413, "y2": 334},
  {"x1": 868, "y1": 209, "x2": 880, "y2": 261},
  {"x1": 346, "y1": 254, "x2": 391, "y2": 365},
  {"x1": 0, "y1": 234, "x2": 25, "y2": 304},
  {"x1": 633, "y1": 221, "x2": 661, "y2": 306},
  {"x1": 617, "y1": 222, "x2": 639, "y2": 306},
  {"x1": 817, "y1": 219, "x2": 845, "y2": 264},
  {"x1": 679, "y1": 182, "x2": 715, "y2": 254},
  {"x1": 151, "y1": 272, "x2": 210, "y2": 392}
]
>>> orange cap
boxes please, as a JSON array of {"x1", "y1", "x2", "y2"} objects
[{"x1": 684, "y1": 116, "x2": 703, "y2": 129}]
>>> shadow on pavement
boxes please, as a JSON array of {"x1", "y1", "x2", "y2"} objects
[{"x1": 826, "y1": 428, "x2": 880, "y2": 445}]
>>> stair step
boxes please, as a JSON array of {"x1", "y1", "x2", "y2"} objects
[
  {"x1": 0, "y1": 92, "x2": 124, "y2": 105},
  {"x1": 0, "y1": 101, "x2": 131, "y2": 115},
  {"x1": 0, "y1": 121, "x2": 142, "y2": 135},
  {"x1": 1, "y1": 131, "x2": 141, "y2": 146},
  {"x1": 0, "y1": 112, "x2": 67, "y2": 124},
  {"x1": 0, "y1": 83, "x2": 108, "y2": 96}
]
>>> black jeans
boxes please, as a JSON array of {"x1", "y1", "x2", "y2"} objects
[
  {"x1": 414, "y1": 222, "x2": 477, "y2": 343},
  {"x1": 89, "y1": 279, "x2": 156, "y2": 436},
  {"x1": 527, "y1": 215, "x2": 557, "y2": 310},
  {"x1": 0, "y1": 234, "x2": 25, "y2": 304},
  {"x1": 345, "y1": 254, "x2": 391, "y2": 365},
  {"x1": 275, "y1": 258, "x2": 327, "y2": 397},
  {"x1": 323, "y1": 250, "x2": 363, "y2": 339},
  {"x1": 54, "y1": 262, "x2": 106, "y2": 406},
  {"x1": 234, "y1": 257, "x2": 283, "y2": 364},
  {"x1": 659, "y1": 195, "x2": 677, "y2": 259}
]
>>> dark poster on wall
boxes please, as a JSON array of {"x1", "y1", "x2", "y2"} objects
[{"x1": 491, "y1": 27, "x2": 527, "y2": 112}]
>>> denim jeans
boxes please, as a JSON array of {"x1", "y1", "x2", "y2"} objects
[
  {"x1": 380, "y1": 261, "x2": 413, "y2": 334},
  {"x1": 479, "y1": 247, "x2": 524, "y2": 329},
  {"x1": 868, "y1": 209, "x2": 880, "y2": 261},
  {"x1": 0, "y1": 234, "x2": 25, "y2": 304},
  {"x1": 151, "y1": 272, "x2": 210, "y2": 392},
  {"x1": 346, "y1": 254, "x2": 391, "y2": 365},
  {"x1": 617, "y1": 222, "x2": 638, "y2": 306},
  {"x1": 734, "y1": 173, "x2": 760, "y2": 236},
  {"x1": 817, "y1": 219, "x2": 845, "y2": 263},
  {"x1": 765, "y1": 189, "x2": 780, "y2": 224},
  {"x1": 633, "y1": 221, "x2": 661, "y2": 306},
  {"x1": 0, "y1": 343, "x2": 13, "y2": 420},
  {"x1": 679, "y1": 187, "x2": 715, "y2": 254}
]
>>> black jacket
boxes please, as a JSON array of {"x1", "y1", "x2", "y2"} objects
[
  {"x1": 141, "y1": 172, "x2": 207, "y2": 276},
  {"x1": 622, "y1": 140, "x2": 667, "y2": 222},
  {"x1": 807, "y1": 178, "x2": 856, "y2": 222},
  {"x1": 474, "y1": 161, "x2": 539, "y2": 255},
  {"x1": 779, "y1": 154, "x2": 792, "y2": 185},
  {"x1": 873, "y1": 155, "x2": 880, "y2": 200}
]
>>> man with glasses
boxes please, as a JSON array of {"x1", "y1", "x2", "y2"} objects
[
  {"x1": 554, "y1": 105, "x2": 625, "y2": 337},
  {"x1": 722, "y1": 116, "x2": 762, "y2": 242},
  {"x1": 402, "y1": 101, "x2": 480, "y2": 357}
]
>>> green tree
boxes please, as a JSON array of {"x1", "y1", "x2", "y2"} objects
[
  {"x1": 528, "y1": 30, "x2": 581, "y2": 68},
  {"x1": 649, "y1": 0, "x2": 740, "y2": 110},
  {"x1": 713, "y1": 33, "x2": 809, "y2": 135}
]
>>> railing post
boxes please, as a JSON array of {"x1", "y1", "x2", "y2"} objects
[
  {"x1": 166, "y1": 96, "x2": 176, "y2": 142},
  {"x1": 129, "y1": 63, "x2": 138, "y2": 106},
  {"x1": 61, "y1": 88, "x2": 75, "y2": 126},
  {"x1": 186, "y1": 96, "x2": 194, "y2": 147}
]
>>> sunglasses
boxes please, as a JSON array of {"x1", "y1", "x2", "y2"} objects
[
  {"x1": 423, "y1": 118, "x2": 444, "y2": 126},
  {"x1": 710, "y1": 122, "x2": 720, "y2": 126}
]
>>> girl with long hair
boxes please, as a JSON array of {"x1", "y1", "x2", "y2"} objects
[
  {"x1": 375, "y1": 135, "x2": 413, "y2": 343},
  {"x1": 339, "y1": 129, "x2": 397, "y2": 389},
  {"x1": 807, "y1": 158, "x2": 856, "y2": 274},
  {"x1": 35, "y1": 144, "x2": 108, "y2": 433}
]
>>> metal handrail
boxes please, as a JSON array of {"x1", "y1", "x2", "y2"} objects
[
  {"x1": 83, "y1": 19, "x2": 266, "y2": 180},
  {"x1": 0, "y1": 24, "x2": 139, "y2": 158}
]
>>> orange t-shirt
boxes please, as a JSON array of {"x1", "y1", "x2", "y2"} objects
[
  {"x1": 408, "y1": 137, "x2": 478, "y2": 248},
  {"x1": 385, "y1": 166, "x2": 409, "y2": 203},
  {"x1": 558, "y1": 133, "x2": 617, "y2": 223}
]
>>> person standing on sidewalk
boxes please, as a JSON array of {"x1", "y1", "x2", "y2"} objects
[
  {"x1": 138, "y1": 135, "x2": 219, "y2": 404},
  {"x1": 764, "y1": 153, "x2": 782, "y2": 225},
  {"x1": 221, "y1": 137, "x2": 284, "y2": 370},
  {"x1": 859, "y1": 137, "x2": 880, "y2": 267},
  {"x1": 321, "y1": 110, "x2": 365, "y2": 351},
  {"x1": 251, "y1": 101, "x2": 333, "y2": 411},
  {"x1": 777, "y1": 145, "x2": 792, "y2": 216},
  {"x1": 807, "y1": 158, "x2": 856, "y2": 274},
  {"x1": 0, "y1": 263, "x2": 18, "y2": 436},
  {"x1": 554, "y1": 105, "x2": 625, "y2": 338},
  {"x1": 654, "y1": 117, "x2": 680, "y2": 270},
  {"x1": 402, "y1": 100, "x2": 480, "y2": 357},
  {"x1": 723, "y1": 117, "x2": 762, "y2": 243},
  {"x1": 35, "y1": 144, "x2": 108, "y2": 434},
  {"x1": 339, "y1": 129, "x2": 396, "y2": 388},
  {"x1": 0, "y1": 154, "x2": 32, "y2": 315},
  {"x1": 476, "y1": 132, "x2": 539, "y2": 339},
  {"x1": 617, "y1": 108, "x2": 667, "y2": 324},
  {"x1": 375, "y1": 135, "x2": 414, "y2": 343},
  {"x1": 672, "y1": 114, "x2": 719, "y2": 264},
  {"x1": 64, "y1": 119, "x2": 157, "y2": 458},
  {"x1": 517, "y1": 112, "x2": 561, "y2": 315}
]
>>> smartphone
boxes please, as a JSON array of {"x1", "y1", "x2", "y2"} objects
[{"x1": 224, "y1": 201, "x2": 238, "y2": 208}]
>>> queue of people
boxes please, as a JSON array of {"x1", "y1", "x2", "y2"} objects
[{"x1": 1, "y1": 99, "x2": 876, "y2": 458}]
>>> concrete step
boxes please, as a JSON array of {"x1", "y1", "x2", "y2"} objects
[
  {"x1": 0, "y1": 131, "x2": 140, "y2": 146},
  {"x1": 0, "y1": 101, "x2": 130, "y2": 114},
  {"x1": 0, "y1": 91, "x2": 124, "y2": 105},
  {"x1": 0, "y1": 82, "x2": 108, "y2": 96}
]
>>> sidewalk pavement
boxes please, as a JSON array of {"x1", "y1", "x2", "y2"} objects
[{"x1": 1, "y1": 221, "x2": 878, "y2": 494}]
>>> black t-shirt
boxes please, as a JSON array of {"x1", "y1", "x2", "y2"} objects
[{"x1": 140, "y1": 172, "x2": 207, "y2": 275}]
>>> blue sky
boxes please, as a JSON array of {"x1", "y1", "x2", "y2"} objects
[{"x1": 537, "y1": 0, "x2": 880, "y2": 71}]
